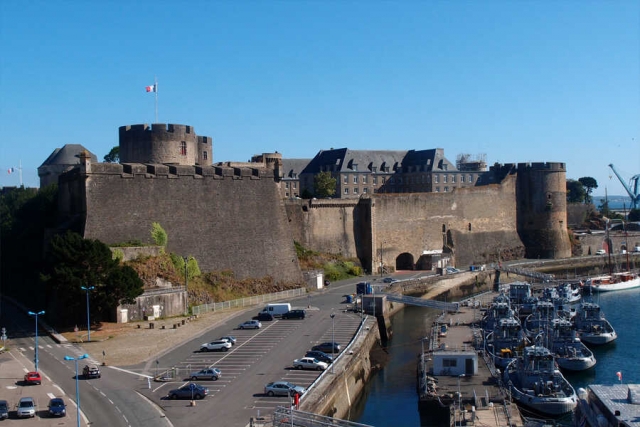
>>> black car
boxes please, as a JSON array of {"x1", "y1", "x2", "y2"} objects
[
  {"x1": 282, "y1": 309, "x2": 306, "y2": 320},
  {"x1": 311, "y1": 341, "x2": 341, "y2": 354},
  {"x1": 253, "y1": 312, "x2": 274, "y2": 321},
  {"x1": 305, "y1": 350, "x2": 334, "y2": 364},
  {"x1": 167, "y1": 383, "x2": 208, "y2": 400}
]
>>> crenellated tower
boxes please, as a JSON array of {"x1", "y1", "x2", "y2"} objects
[
  {"x1": 119, "y1": 123, "x2": 212, "y2": 166},
  {"x1": 516, "y1": 162, "x2": 570, "y2": 259}
]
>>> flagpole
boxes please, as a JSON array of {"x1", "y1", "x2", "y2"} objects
[{"x1": 154, "y1": 76, "x2": 158, "y2": 123}]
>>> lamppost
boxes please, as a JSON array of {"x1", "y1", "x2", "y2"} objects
[
  {"x1": 330, "y1": 312, "x2": 335, "y2": 374},
  {"x1": 27, "y1": 310, "x2": 44, "y2": 371},
  {"x1": 81, "y1": 286, "x2": 94, "y2": 342},
  {"x1": 183, "y1": 256, "x2": 189, "y2": 315},
  {"x1": 64, "y1": 354, "x2": 89, "y2": 427}
]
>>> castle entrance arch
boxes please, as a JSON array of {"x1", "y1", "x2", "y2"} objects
[{"x1": 396, "y1": 253, "x2": 415, "y2": 271}]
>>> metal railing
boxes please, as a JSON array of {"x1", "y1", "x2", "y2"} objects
[{"x1": 191, "y1": 288, "x2": 307, "y2": 316}]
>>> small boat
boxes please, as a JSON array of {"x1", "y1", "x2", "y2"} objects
[
  {"x1": 503, "y1": 345, "x2": 577, "y2": 416},
  {"x1": 584, "y1": 272, "x2": 640, "y2": 293},
  {"x1": 523, "y1": 300, "x2": 570, "y2": 339},
  {"x1": 484, "y1": 316, "x2": 528, "y2": 369},
  {"x1": 481, "y1": 293, "x2": 516, "y2": 331},
  {"x1": 545, "y1": 318, "x2": 596, "y2": 371},
  {"x1": 572, "y1": 302, "x2": 617, "y2": 345}
]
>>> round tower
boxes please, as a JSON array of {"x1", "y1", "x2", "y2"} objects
[
  {"x1": 119, "y1": 123, "x2": 212, "y2": 165},
  {"x1": 516, "y1": 162, "x2": 571, "y2": 259}
]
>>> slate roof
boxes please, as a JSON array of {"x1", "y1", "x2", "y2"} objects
[
  {"x1": 280, "y1": 158, "x2": 311, "y2": 179},
  {"x1": 301, "y1": 148, "x2": 455, "y2": 174},
  {"x1": 39, "y1": 144, "x2": 97, "y2": 167}
]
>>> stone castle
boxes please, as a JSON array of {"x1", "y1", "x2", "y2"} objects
[{"x1": 47, "y1": 123, "x2": 571, "y2": 283}]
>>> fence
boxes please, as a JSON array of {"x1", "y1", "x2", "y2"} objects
[{"x1": 191, "y1": 288, "x2": 307, "y2": 316}]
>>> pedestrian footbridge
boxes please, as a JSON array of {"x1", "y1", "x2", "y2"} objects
[{"x1": 383, "y1": 293, "x2": 459, "y2": 312}]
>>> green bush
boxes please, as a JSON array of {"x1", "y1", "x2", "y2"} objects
[{"x1": 151, "y1": 222, "x2": 168, "y2": 247}]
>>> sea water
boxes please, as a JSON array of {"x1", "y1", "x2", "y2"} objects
[{"x1": 352, "y1": 289, "x2": 640, "y2": 427}]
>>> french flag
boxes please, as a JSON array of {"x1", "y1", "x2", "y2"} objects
[
  {"x1": 145, "y1": 84, "x2": 156, "y2": 93},
  {"x1": 7, "y1": 167, "x2": 14, "y2": 174}
]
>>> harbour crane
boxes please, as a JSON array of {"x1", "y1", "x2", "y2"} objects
[{"x1": 608, "y1": 164, "x2": 640, "y2": 209}]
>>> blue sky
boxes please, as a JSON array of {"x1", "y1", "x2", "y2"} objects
[{"x1": 1, "y1": 1, "x2": 638, "y2": 198}]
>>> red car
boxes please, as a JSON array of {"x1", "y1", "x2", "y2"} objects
[{"x1": 24, "y1": 371, "x2": 42, "y2": 385}]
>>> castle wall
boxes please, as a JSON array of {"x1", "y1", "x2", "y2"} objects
[
  {"x1": 63, "y1": 162, "x2": 303, "y2": 283},
  {"x1": 286, "y1": 176, "x2": 525, "y2": 272}
]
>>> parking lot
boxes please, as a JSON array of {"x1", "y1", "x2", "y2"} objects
[{"x1": 137, "y1": 307, "x2": 365, "y2": 419}]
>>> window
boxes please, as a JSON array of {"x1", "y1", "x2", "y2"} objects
[
  {"x1": 372, "y1": 166, "x2": 377, "y2": 173},
  {"x1": 363, "y1": 187, "x2": 368, "y2": 193},
  {"x1": 435, "y1": 187, "x2": 440, "y2": 192},
  {"x1": 381, "y1": 177, "x2": 386, "y2": 184},
  {"x1": 362, "y1": 175, "x2": 368, "y2": 184},
  {"x1": 285, "y1": 182, "x2": 290, "y2": 189},
  {"x1": 444, "y1": 186, "x2": 449, "y2": 192},
  {"x1": 442, "y1": 358, "x2": 457, "y2": 367},
  {"x1": 460, "y1": 175, "x2": 465, "y2": 183},
  {"x1": 353, "y1": 164, "x2": 358, "y2": 171},
  {"x1": 180, "y1": 141, "x2": 187, "y2": 156},
  {"x1": 451, "y1": 175, "x2": 456, "y2": 183},
  {"x1": 293, "y1": 182, "x2": 297, "y2": 189},
  {"x1": 344, "y1": 188, "x2": 349, "y2": 195},
  {"x1": 354, "y1": 188, "x2": 359, "y2": 194},
  {"x1": 203, "y1": 151, "x2": 208, "y2": 160},
  {"x1": 434, "y1": 175, "x2": 439, "y2": 183},
  {"x1": 353, "y1": 176, "x2": 358, "y2": 184},
  {"x1": 468, "y1": 174, "x2": 473, "y2": 183},
  {"x1": 344, "y1": 176, "x2": 348, "y2": 184},
  {"x1": 443, "y1": 175, "x2": 448, "y2": 183},
  {"x1": 373, "y1": 176, "x2": 378, "y2": 185}
]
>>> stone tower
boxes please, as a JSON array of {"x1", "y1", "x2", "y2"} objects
[
  {"x1": 119, "y1": 123, "x2": 212, "y2": 166},
  {"x1": 516, "y1": 162, "x2": 571, "y2": 259}
]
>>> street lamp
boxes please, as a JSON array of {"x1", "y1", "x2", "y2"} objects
[
  {"x1": 330, "y1": 312, "x2": 335, "y2": 374},
  {"x1": 81, "y1": 286, "x2": 94, "y2": 342},
  {"x1": 27, "y1": 310, "x2": 45, "y2": 371},
  {"x1": 64, "y1": 354, "x2": 89, "y2": 427},
  {"x1": 183, "y1": 256, "x2": 189, "y2": 315}
]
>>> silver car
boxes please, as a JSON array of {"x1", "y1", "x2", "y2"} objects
[
  {"x1": 16, "y1": 397, "x2": 36, "y2": 418},
  {"x1": 238, "y1": 320, "x2": 261, "y2": 329},
  {"x1": 264, "y1": 381, "x2": 306, "y2": 397},
  {"x1": 189, "y1": 368, "x2": 221, "y2": 381}
]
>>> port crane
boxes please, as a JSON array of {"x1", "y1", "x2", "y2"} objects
[{"x1": 608, "y1": 164, "x2": 640, "y2": 209}]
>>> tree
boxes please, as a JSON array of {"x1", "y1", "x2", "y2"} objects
[
  {"x1": 314, "y1": 171, "x2": 337, "y2": 198},
  {"x1": 566, "y1": 180, "x2": 586, "y2": 203},
  {"x1": 151, "y1": 222, "x2": 168, "y2": 247},
  {"x1": 578, "y1": 177, "x2": 598, "y2": 204},
  {"x1": 41, "y1": 231, "x2": 144, "y2": 325},
  {"x1": 103, "y1": 146, "x2": 120, "y2": 163}
]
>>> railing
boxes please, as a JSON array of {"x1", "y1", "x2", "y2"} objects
[{"x1": 191, "y1": 287, "x2": 307, "y2": 316}]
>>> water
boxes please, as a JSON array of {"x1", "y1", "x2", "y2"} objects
[{"x1": 353, "y1": 289, "x2": 640, "y2": 427}]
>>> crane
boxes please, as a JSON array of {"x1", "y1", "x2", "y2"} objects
[{"x1": 608, "y1": 164, "x2": 640, "y2": 209}]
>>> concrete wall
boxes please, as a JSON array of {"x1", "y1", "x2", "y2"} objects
[{"x1": 119, "y1": 288, "x2": 186, "y2": 322}]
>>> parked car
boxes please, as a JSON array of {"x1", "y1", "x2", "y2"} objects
[
  {"x1": 0, "y1": 399, "x2": 8, "y2": 420},
  {"x1": 200, "y1": 340, "x2": 232, "y2": 352},
  {"x1": 382, "y1": 277, "x2": 398, "y2": 283},
  {"x1": 312, "y1": 342, "x2": 341, "y2": 354},
  {"x1": 47, "y1": 397, "x2": 66, "y2": 417},
  {"x1": 305, "y1": 350, "x2": 334, "y2": 364},
  {"x1": 24, "y1": 371, "x2": 42, "y2": 385},
  {"x1": 189, "y1": 368, "x2": 221, "y2": 381},
  {"x1": 16, "y1": 397, "x2": 36, "y2": 418},
  {"x1": 238, "y1": 320, "x2": 262, "y2": 329},
  {"x1": 293, "y1": 357, "x2": 328, "y2": 371},
  {"x1": 219, "y1": 336, "x2": 237, "y2": 345},
  {"x1": 167, "y1": 383, "x2": 208, "y2": 400},
  {"x1": 596, "y1": 249, "x2": 606, "y2": 255},
  {"x1": 264, "y1": 381, "x2": 306, "y2": 397},
  {"x1": 83, "y1": 364, "x2": 101, "y2": 379},
  {"x1": 446, "y1": 266, "x2": 461, "y2": 274},
  {"x1": 253, "y1": 312, "x2": 274, "y2": 321},
  {"x1": 282, "y1": 309, "x2": 306, "y2": 320}
]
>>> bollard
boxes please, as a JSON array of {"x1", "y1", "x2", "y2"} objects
[{"x1": 149, "y1": 322, "x2": 154, "y2": 329}]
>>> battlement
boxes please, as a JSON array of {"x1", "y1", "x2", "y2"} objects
[
  {"x1": 119, "y1": 123, "x2": 195, "y2": 139},
  {"x1": 88, "y1": 162, "x2": 274, "y2": 180},
  {"x1": 517, "y1": 162, "x2": 566, "y2": 171}
]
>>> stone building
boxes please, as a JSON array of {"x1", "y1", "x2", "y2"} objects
[{"x1": 38, "y1": 144, "x2": 97, "y2": 188}]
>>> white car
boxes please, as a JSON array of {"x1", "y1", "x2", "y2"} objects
[
  {"x1": 238, "y1": 320, "x2": 261, "y2": 329},
  {"x1": 200, "y1": 340, "x2": 232, "y2": 352},
  {"x1": 16, "y1": 397, "x2": 36, "y2": 418},
  {"x1": 293, "y1": 357, "x2": 328, "y2": 371},
  {"x1": 595, "y1": 249, "x2": 606, "y2": 255}
]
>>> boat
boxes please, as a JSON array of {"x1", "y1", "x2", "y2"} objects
[
  {"x1": 545, "y1": 318, "x2": 596, "y2": 371},
  {"x1": 523, "y1": 300, "x2": 570, "y2": 339},
  {"x1": 584, "y1": 272, "x2": 640, "y2": 293},
  {"x1": 484, "y1": 316, "x2": 528, "y2": 369},
  {"x1": 481, "y1": 293, "x2": 516, "y2": 331},
  {"x1": 503, "y1": 345, "x2": 577, "y2": 416},
  {"x1": 572, "y1": 302, "x2": 617, "y2": 345}
]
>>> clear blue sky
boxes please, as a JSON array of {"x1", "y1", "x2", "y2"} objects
[{"x1": 1, "y1": 1, "x2": 638, "y2": 197}]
